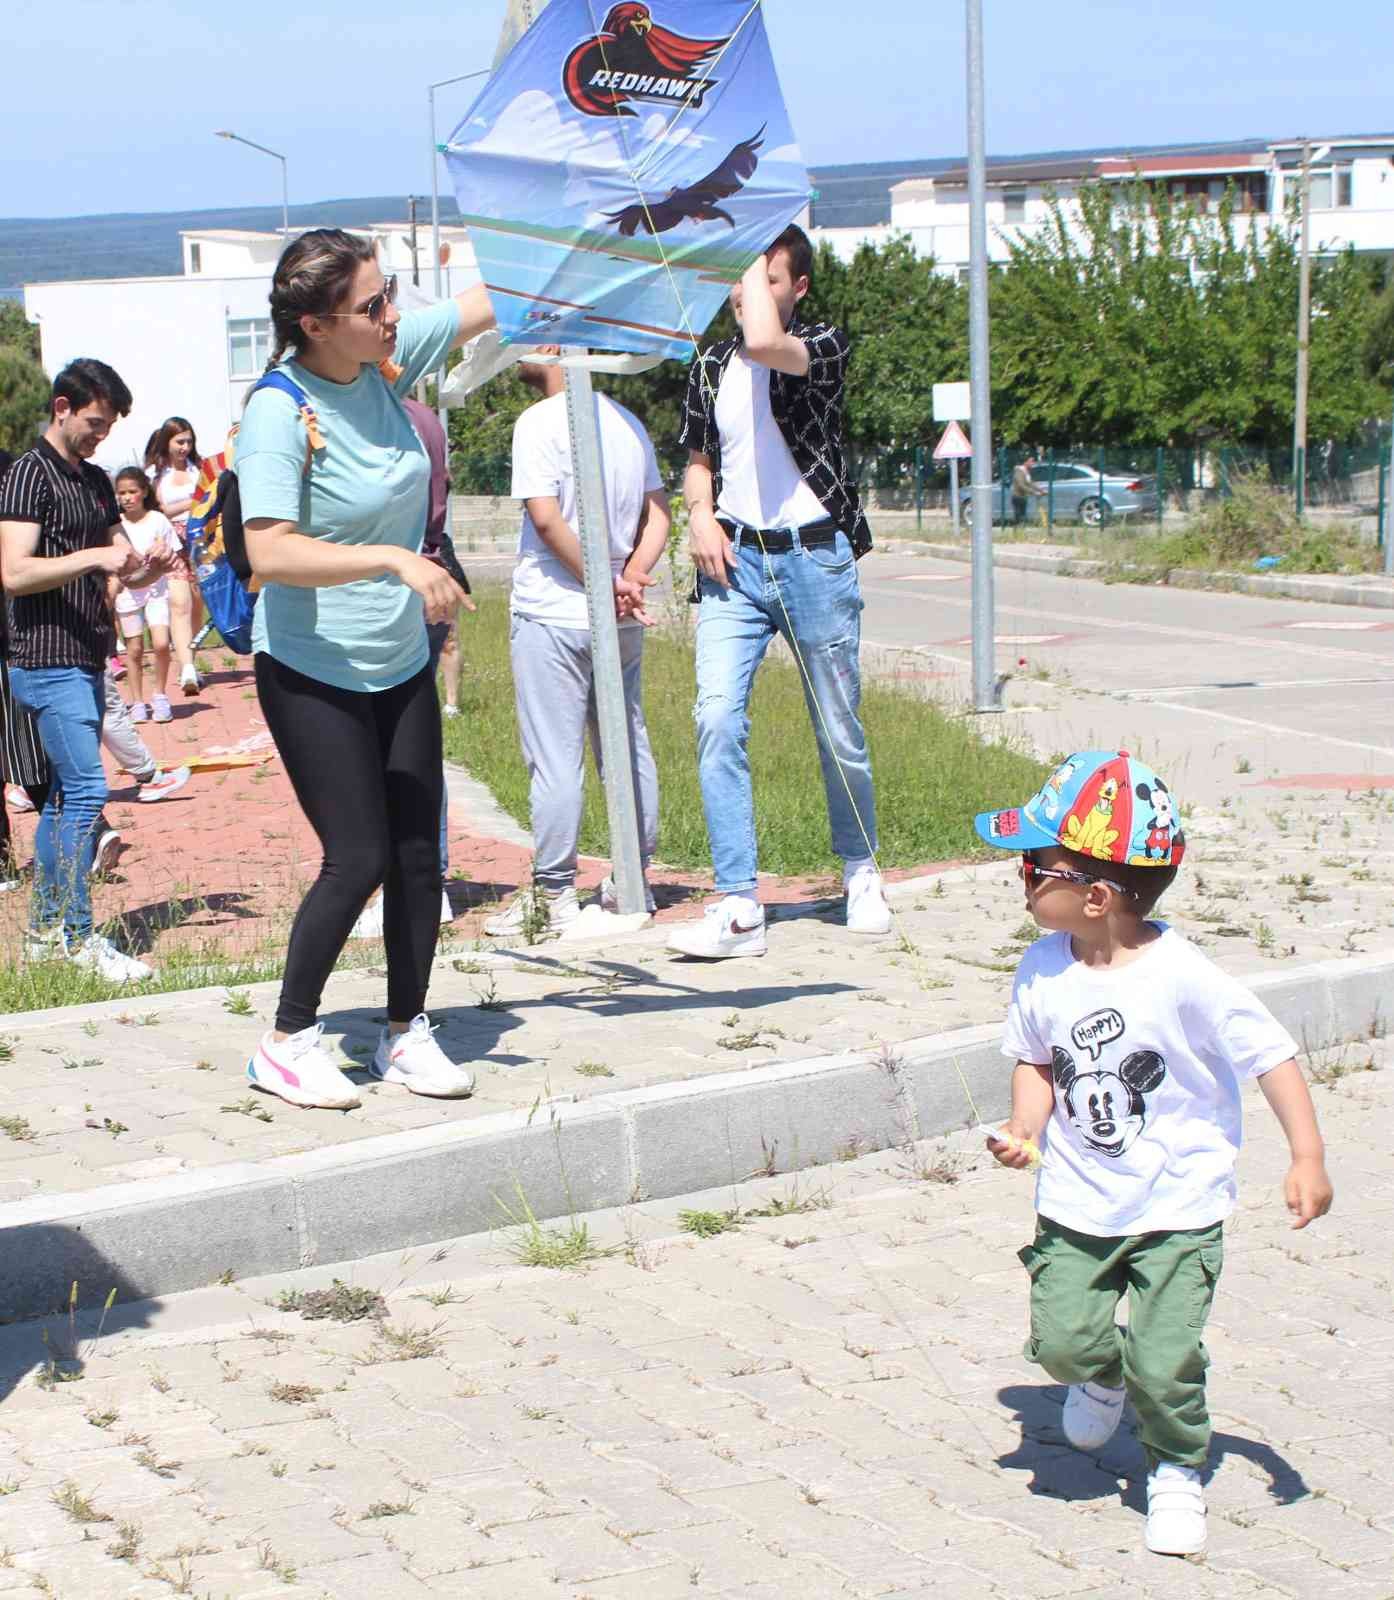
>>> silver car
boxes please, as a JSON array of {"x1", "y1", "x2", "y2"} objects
[{"x1": 962, "y1": 461, "x2": 1160, "y2": 528}]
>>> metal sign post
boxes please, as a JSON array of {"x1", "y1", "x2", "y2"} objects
[
  {"x1": 964, "y1": 0, "x2": 998, "y2": 713},
  {"x1": 561, "y1": 360, "x2": 647, "y2": 914},
  {"x1": 933, "y1": 384, "x2": 972, "y2": 542}
]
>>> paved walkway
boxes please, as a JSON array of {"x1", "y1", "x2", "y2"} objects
[{"x1": 0, "y1": 1035, "x2": 1387, "y2": 1599}]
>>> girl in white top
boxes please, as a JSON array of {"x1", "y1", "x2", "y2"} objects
[
  {"x1": 113, "y1": 468, "x2": 176, "y2": 723},
  {"x1": 144, "y1": 416, "x2": 203, "y2": 697}
]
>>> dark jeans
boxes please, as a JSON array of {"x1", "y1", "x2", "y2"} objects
[
  {"x1": 255, "y1": 654, "x2": 443, "y2": 1034},
  {"x1": 1011, "y1": 494, "x2": 1029, "y2": 526}
]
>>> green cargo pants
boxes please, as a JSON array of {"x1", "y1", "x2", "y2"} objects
[{"x1": 1018, "y1": 1216, "x2": 1224, "y2": 1469}]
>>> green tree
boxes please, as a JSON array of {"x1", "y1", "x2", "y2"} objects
[
  {"x1": 1364, "y1": 282, "x2": 1394, "y2": 389},
  {"x1": 0, "y1": 300, "x2": 41, "y2": 365},
  {"x1": 0, "y1": 346, "x2": 48, "y2": 456}
]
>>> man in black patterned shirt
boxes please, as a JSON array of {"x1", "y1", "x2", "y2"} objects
[
  {"x1": 0, "y1": 358, "x2": 155, "y2": 982},
  {"x1": 667, "y1": 224, "x2": 889, "y2": 960}
]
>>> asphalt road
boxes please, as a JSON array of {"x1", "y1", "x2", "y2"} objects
[{"x1": 856, "y1": 550, "x2": 1394, "y2": 801}]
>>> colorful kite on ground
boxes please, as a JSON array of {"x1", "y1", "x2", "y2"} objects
[{"x1": 444, "y1": 0, "x2": 809, "y2": 360}]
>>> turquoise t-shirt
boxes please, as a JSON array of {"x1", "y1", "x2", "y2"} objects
[{"x1": 237, "y1": 299, "x2": 460, "y2": 692}]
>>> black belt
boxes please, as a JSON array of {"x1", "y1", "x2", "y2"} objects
[{"x1": 717, "y1": 514, "x2": 838, "y2": 552}]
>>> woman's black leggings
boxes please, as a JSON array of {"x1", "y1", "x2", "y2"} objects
[{"x1": 255, "y1": 653, "x2": 444, "y2": 1035}]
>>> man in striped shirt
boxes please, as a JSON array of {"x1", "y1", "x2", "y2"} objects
[{"x1": 0, "y1": 359, "x2": 156, "y2": 982}]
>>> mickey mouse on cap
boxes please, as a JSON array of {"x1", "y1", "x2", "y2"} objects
[{"x1": 974, "y1": 749, "x2": 1185, "y2": 869}]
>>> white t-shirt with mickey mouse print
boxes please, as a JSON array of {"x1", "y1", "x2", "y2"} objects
[{"x1": 1002, "y1": 925, "x2": 1297, "y2": 1237}]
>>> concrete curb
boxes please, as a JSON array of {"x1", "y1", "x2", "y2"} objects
[
  {"x1": 2, "y1": 947, "x2": 1387, "y2": 1322},
  {"x1": 881, "y1": 539, "x2": 1394, "y2": 610}
]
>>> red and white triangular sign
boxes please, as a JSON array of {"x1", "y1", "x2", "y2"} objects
[{"x1": 934, "y1": 420, "x2": 973, "y2": 460}]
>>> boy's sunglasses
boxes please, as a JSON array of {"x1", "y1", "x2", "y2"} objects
[
  {"x1": 320, "y1": 274, "x2": 399, "y2": 326},
  {"x1": 1021, "y1": 852, "x2": 1135, "y2": 899}
]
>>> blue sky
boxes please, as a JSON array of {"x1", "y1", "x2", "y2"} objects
[{"x1": 3, "y1": 0, "x2": 1390, "y2": 219}]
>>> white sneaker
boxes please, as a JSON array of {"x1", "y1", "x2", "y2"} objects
[
  {"x1": 598, "y1": 874, "x2": 656, "y2": 914},
  {"x1": 845, "y1": 866, "x2": 892, "y2": 934},
  {"x1": 91, "y1": 828, "x2": 123, "y2": 878},
  {"x1": 179, "y1": 663, "x2": 201, "y2": 697},
  {"x1": 138, "y1": 765, "x2": 191, "y2": 803},
  {"x1": 150, "y1": 694, "x2": 173, "y2": 724},
  {"x1": 483, "y1": 884, "x2": 580, "y2": 939},
  {"x1": 667, "y1": 896, "x2": 766, "y2": 959},
  {"x1": 440, "y1": 888, "x2": 454, "y2": 923},
  {"x1": 1145, "y1": 1462, "x2": 1206, "y2": 1556},
  {"x1": 129, "y1": 701, "x2": 148, "y2": 724},
  {"x1": 441, "y1": 704, "x2": 460, "y2": 719},
  {"x1": 1062, "y1": 1382, "x2": 1126, "y2": 1450},
  {"x1": 247, "y1": 1025, "x2": 361, "y2": 1110},
  {"x1": 64, "y1": 932, "x2": 152, "y2": 984},
  {"x1": 371, "y1": 1013, "x2": 474, "y2": 1098}
]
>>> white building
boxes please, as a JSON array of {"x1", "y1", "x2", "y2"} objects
[
  {"x1": 22, "y1": 223, "x2": 481, "y2": 472},
  {"x1": 812, "y1": 133, "x2": 1394, "y2": 275}
]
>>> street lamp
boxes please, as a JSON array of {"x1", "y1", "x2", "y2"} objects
[{"x1": 214, "y1": 130, "x2": 290, "y2": 237}]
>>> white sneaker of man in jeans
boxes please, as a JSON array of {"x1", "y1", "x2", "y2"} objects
[
  {"x1": 482, "y1": 348, "x2": 670, "y2": 941},
  {"x1": 668, "y1": 225, "x2": 890, "y2": 960}
]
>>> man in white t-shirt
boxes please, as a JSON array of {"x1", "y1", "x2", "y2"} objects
[
  {"x1": 668, "y1": 224, "x2": 889, "y2": 961},
  {"x1": 484, "y1": 350, "x2": 670, "y2": 938},
  {"x1": 974, "y1": 750, "x2": 1332, "y2": 1558}
]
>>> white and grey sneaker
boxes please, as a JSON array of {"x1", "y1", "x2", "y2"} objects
[
  {"x1": 598, "y1": 874, "x2": 656, "y2": 914},
  {"x1": 91, "y1": 828, "x2": 124, "y2": 878},
  {"x1": 64, "y1": 932, "x2": 153, "y2": 984},
  {"x1": 247, "y1": 1024, "x2": 360, "y2": 1110},
  {"x1": 1145, "y1": 1462, "x2": 1206, "y2": 1556},
  {"x1": 371, "y1": 1013, "x2": 474, "y2": 1098},
  {"x1": 483, "y1": 884, "x2": 580, "y2": 939},
  {"x1": 845, "y1": 864, "x2": 892, "y2": 934},
  {"x1": 1062, "y1": 1381, "x2": 1126, "y2": 1450},
  {"x1": 667, "y1": 896, "x2": 766, "y2": 959}
]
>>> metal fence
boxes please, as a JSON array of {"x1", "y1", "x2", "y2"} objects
[{"x1": 889, "y1": 429, "x2": 1393, "y2": 540}]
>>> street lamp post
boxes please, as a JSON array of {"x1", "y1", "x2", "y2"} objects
[
  {"x1": 214, "y1": 131, "x2": 289, "y2": 236},
  {"x1": 428, "y1": 69, "x2": 491, "y2": 435},
  {"x1": 965, "y1": 0, "x2": 998, "y2": 713}
]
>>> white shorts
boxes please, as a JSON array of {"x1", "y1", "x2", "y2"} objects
[{"x1": 116, "y1": 581, "x2": 171, "y2": 637}]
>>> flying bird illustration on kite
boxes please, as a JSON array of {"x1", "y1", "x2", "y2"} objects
[
  {"x1": 604, "y1": 127, "x2": 764, "y2": 236},
  {"x1": 563, "y1": 3, "x2": 728, "y2": 117}
]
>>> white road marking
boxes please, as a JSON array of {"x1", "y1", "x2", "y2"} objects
[
  {"x1": 890, "y1": 574, "x2": 968, "y2": 583},
  {"x1": 1119, "y1": 675, "x2": 1394, "y2": 700},
  {"x1": 1281, "y1": 620, "x2": 1388, "y2": 631},
  {"x1": 1128, "y1": 699, "x2": 1394, "y2": 759}
]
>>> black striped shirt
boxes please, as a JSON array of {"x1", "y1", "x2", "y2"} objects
[{"x1": 0, "y1": 439, "x2": 118, "y2": 671}]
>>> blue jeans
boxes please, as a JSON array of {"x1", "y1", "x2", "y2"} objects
[
  {"x1": 426, "y1": 621, "x2": 452, "y2": 879},
  {"x1": 8, "y1": 666, "x2": 107, "y2": 940},
  {"x1": 694, "y1": 528, "x2": 877, "y2": 894}
]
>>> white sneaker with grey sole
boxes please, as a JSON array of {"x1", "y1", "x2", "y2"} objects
[
  {"x1": 371, "y1": 1013, "x2": 474, "y2": 1097},
  {"x1": 483, "y1": 884, "x2": 580, "y2": 939},
  {"x1": 599, "y1": 874, "x2": 656, "y2": 914},
  {"x1": 1145, "y1": 1462, "x2": 1206, "y2": 1555},
  {"x1": 64, "y1": 932, "x2": 153, "y2": 984},
  {"x1": 1062, "y1": 1381, "x2": 1126, "y2": 1450},
  {"x1": 667, "y1": 897, "x2": 766, "y2": 959},
  {"x1": 247, "y1": 1024, "x2": 360, "y2": 1110},
  {"x1": 845, "y1": 866, "x2": 892, "y2": 934}
]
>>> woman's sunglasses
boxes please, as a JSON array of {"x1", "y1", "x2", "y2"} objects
[
  {"x1": 1021, "y1": 852, "x2": 1135, "y2": 899},
  {"x1": 320, "y1": 274, "x2": 399, "y2": 327}
]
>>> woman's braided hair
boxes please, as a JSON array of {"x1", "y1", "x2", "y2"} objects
[{"x1": 264, "y1": 228, "x2": 377, "y2": 372}]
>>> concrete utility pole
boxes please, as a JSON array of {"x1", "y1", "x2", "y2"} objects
[
  {"x1": 1293, "y1": 140, "x2": 1314, "y2": 519},
  {"x1": 964, "y1": 0, "x2": 998, "y2": 713},
  {"x1": 1385, "y1": 398, "x2": 1394, "y2": 578},
  {"x1": 495, "y1": 0, "x2": 647, "y2": 913}
]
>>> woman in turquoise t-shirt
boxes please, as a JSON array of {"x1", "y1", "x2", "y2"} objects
[{"x1": 236, "y1": 228, "x2": 493, "y2": 1110}]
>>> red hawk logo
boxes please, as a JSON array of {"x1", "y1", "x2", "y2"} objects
[{"x1": 562, "y1": 3, "x2": 728, "y2": 118}]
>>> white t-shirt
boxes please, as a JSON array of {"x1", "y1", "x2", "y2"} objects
[
  {"x1": 1002, "y1": 926, "x2": 1297, "y2": 1237},
  {"x1": 714, "y1": 348, "x2": 827, "y2": 530},
  {"x1": 116, "y1": 511, "x2": 175, "y2": 613},
  {"x1": 510, "y1": 392, "x2": 663, "y2": 630},
  {"x1": 149, "y1": 465, "x2": 198, "y2": 538}
]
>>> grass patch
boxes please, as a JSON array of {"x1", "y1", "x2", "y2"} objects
[
  {"x1": 446, "y1": 587, "x2": 1048, "y2": 874},
  {"x1": 678, "y1": 1208, "x2": 744, "y2": 1238}
]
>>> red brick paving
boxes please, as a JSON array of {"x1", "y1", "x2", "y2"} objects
[{"x1": 2, "y1": 659, "x2": 950, "y2": 964}]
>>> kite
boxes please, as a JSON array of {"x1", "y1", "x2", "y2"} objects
[{"x1": 444, "y1": 0, "x2": 809, "y2": 360}]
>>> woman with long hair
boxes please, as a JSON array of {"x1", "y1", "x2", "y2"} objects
[
  {"x1": 236, "y1": 228, "x2": 493, "y2": 1109},
  {"x1": 144, "y1": 415, "x2": 203, "y2": 695}
]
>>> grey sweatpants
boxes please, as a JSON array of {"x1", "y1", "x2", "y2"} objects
[
  {"x1": 102, "y1": 672, "x2": 156, "y2": 783},
  {"x1": 510, "y1": 613, "x2": 658, "y2": 891}
]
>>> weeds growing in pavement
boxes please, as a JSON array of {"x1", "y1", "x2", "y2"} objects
[
  {"x1": 357, "y1": 1321, "x2": 445, "y2": 1364},
  {"x1": 267, "y1": 1381, "x2": 323, "y2": 1406},
  {"x1": 105, "y1": 1520, "x2": 142, "y2": 1561},
  {"x1": 274, "y1": 1280, "x2": 386, "y2": 1323},
  {"x1": 678, "y1": 1208, "x2": 745, "y2": 1239},
  {"x1": 221, "y1": 988, "x2": 254, "y2": 1016},
  {"x1": 745, "y1": 1180, "x2": 833, "y2": 1219},
  {"x1": 220, "y1": 1096, "x2": 274, "y2": 1123},
  {"x1": 362, "y1": 1498, "x2": 416, "y2": 1519},
  {"x1": 499, "y1": 1181, "x2": 617, "y2": 1269},
  {"x1": 574, "y1": 1060, "x2": 615, "y2": 1078},
  {"x1": 51, "y1": 1480, "x2": 110, "y2": 1524},
  {"x1": 0, "y1": 1115, "x2": 35, "y2": 1142},
  {"x1": 37, "y1": 1282, "x2": 117, "y2": 1387},
  {"x1": 446, "y1": 587, "x2": 1048, "y2": 873}
]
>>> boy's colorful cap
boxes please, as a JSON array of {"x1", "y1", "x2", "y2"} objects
[{"x1": 974, "y1": 750, "x2": 1185, "y2": 868}]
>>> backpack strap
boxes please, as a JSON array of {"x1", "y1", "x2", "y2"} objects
[{"x1": 248, "y1": 370, "x2": 324, "y2": 469}]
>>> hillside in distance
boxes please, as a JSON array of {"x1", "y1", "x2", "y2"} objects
[{"x1": 0, "y1": 196, "x2": 464, "y2": 298}]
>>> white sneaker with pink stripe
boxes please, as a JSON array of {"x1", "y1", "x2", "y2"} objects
[{"x1": 247, "y1": 1024, "x2": 361, "y2": 1110}]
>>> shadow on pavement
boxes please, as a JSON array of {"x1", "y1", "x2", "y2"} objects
[{"x1": 115, "y1": 891, "x2": 260, "y2": 953}]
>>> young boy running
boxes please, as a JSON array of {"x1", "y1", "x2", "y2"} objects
[{"x1": 975, "y1": 750, "x2": 1332, "y2": 1557}]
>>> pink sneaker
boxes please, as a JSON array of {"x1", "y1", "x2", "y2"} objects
[{"x1": 108, "y1": 654, "x2": 127, "y2": 683}]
